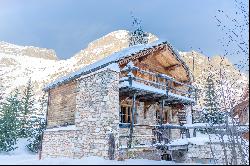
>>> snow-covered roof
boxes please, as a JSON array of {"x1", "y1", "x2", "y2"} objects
[
  {"x1": 44, "y1": 39, "x2": 193, "y2": 91},
  {"x1": 44, "y1": 40, "x2": 167, "y2": 91}
]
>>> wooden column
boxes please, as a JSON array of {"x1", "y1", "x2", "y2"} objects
[
  {"x1": 128, "y1": 93, "x2": 136, "y2": 148},
  {"x1": 160, "y1": 99, "x2": 164, "y2": 125},
  {"x1": 157, "y1": 99, "x2": 165, "y2": 143}
]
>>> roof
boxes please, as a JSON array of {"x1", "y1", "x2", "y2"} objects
[{"x1": 44, "y1": 39, "x2": 193, "y2": 91}]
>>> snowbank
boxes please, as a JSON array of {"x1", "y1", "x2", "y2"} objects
[
  {"x1": 0, "y1": 139, "x2": 204, "y2": 165},
  {"x1": 168, "y1": 133, "x2": 249, "y2": 146}
]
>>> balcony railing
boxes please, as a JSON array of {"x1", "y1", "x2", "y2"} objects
[{"x1": 120, "y1": 65, "x2": 197, "y2": 103}]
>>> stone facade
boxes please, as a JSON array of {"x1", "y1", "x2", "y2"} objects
[
  {"x1": 119, "y1": 147, "x2": 162, "y2": 161},
  {"x1": 42, "y1": 130, "x2": 79, "y2": 158},
  {"x1": 42, "y1": 67, "x2": 182, "y2": 160},
  {"x1": 171, "y1": 143, "x2": 249, "y2": 165},
  {"x1": 42, "y1": 68, "x2": 120, "y2": 159},
  {"x1": 75, "y1": 69, "x2": 120, "y2": 159}
]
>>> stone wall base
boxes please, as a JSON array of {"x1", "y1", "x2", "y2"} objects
[
  {"x1": 171, "y1": 143, "x2": 249, "y2": 165},
  {"x1": 118, "y1": 147, "x2": 162, "y2": 161}
]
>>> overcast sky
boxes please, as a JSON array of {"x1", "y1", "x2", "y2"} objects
[{"x1": 0, "y1": 0, "x2": 248, "y2": 68}]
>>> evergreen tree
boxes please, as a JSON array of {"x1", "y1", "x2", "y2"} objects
[
  {"x1": 128, "y1": 16, "x2": 149, "y2": 47},
  {"x1": 26, "y1": 115, "x2": 45, "y2": 153},
  {"x1": 19, "y1": 78, "x2": 36, "y2": 138},
  {"x1": 0, "y1": 84, "x2": 4, "y2": 102},
  {"x1": 0, "y1": 89, "x2": 21, "y2": 152},
  {"x1": 26, "y1": 93, "x2": 47, "y2": 153},
  {"x1": 200, "y1": 75, "x2": 225, "y2": 125}
]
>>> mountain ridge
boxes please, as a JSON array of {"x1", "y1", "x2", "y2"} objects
[{"x1": 0, "y1": 30, "x2": 248, "y2": 109}]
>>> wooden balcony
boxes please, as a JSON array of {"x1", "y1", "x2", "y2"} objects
[{"x1": 119, "y1": 66, "x2": 197, "y2": 105}]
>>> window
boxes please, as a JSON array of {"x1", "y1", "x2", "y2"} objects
[
  {"x1": 156, "y1": 110, "x2": 169, "y2": 124},
  {"x1": 120, "y1": 105, "x2": 137, "y2": 124}
]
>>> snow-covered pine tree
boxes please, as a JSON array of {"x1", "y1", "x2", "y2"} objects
[
  {"x1": 19, "y1": 78, "x2": 36, "y2": 138},
  {"x1": 26, "y1": 93, "x2": 46, "y2": 153},
  {"x1": 128, "y1": 15, "x2": 149, "y2": 47},
  {"x1": 0, "y1": 89, "x2": 21, "y2": 152},
  {"x1": 200, "y1": 74, "x2": 225, "y2": 125},
  {"x1": 0, "y1": 84, "x2": 4, "y2": 102}
]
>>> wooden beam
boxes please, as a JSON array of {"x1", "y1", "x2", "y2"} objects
[{"x1": 164, "y1": 64, "x2": 181, "y2": 71}]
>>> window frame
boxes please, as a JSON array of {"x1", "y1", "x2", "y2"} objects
[{"x1": 119, "y1": 104, "x2": 137, "y2": 128}]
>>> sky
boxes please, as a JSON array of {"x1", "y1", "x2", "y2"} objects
[{"x1": 0, "y1": 0, "x2": 248, "y2": 69}]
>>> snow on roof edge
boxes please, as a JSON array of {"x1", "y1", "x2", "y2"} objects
[{"x1": 43, "y1": 40, "x2": 167, "y2": 91}]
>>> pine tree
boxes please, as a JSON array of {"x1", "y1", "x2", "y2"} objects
[
  {"x1": 200, "y1": 75, "x2": 225, "y2": 125},
  {"x1": 0, "y1": 84, "x2": 4, "y2": 102},
  {"x1": 19, "y1": 78, "x2": 36, "y2": 138},
  {"x1": 26, "y1": 93, "x2": 47, "y2": 153},
  {"x1": 128, "y1": 16, "x2": 149, "y2": 47},
  {"x1": 26, "y1": 115, "x2": 45, "y2": 153},
  {"x1": 0, "y1": 89, "x2": 21, "y2": 152}
]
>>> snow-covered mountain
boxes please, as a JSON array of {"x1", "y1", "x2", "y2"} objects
[
  {"x1": 179, "y1": 51, "x2": 248, "y2": 110},
  {"x1": 0, "y1": 30, "x2": 248, "y2": 108},
  {"x1": 0, "y1": 30, "x2": 158, "y2": 100}
]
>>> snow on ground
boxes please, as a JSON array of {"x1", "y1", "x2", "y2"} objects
[
  {"x1": 0, "y1": 155, "x2": 173, "y2": 165},
  {"x1": 168, "y1": 132, "x2": 249, "y2": 146},
  {"x1": 0, "y1": 139, "x2": 203, "y2": 165},
  {"x1": 0, "y1": 155, "x2": 206, "y2": 165}
]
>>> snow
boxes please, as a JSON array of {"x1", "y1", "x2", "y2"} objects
[
  {"x1": 0, "y1": 139, "x2": 207, "y2": 165},
  {"x1": 0, "y1": 155, "x2": 183, "y2": 165},
  {"x1": 120, "y1": 80, "x2": 166, "y2": 94},
  {"x1": 183, "y1": 123, "x2": 209, "y2": 128},
  {"x1": 106, "y1": 63, "x2": 120, "y2": 72},
  {"x1": 120, "y1": 80, "x2": 195, "y2": 103},
  {"x1": 45, "y1": 125, "x2": 77, "y2": 132},
  {"x1": 77, "y1": 63, "x2": 120, "y2": 79},
  {"x1": 167, "y1": 92, "x2": 196, "y2": 103},
  {"x1": 121, "y1": 61, "x2": 136, "y2": 72},
  {"x1": 168, "y1": 132, "x2": 249, "y2": 147},
  {"x1": 44, "y1": 40, "x2": 167, "y2": 91}
]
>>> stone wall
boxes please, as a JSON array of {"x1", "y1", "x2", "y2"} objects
[
  {"x1": 42, "y1": 130, "x2": 78, "y2": 158},
  {"x1": 47, "y1": 81, "x2": 77, "y2": 128},
  {"x1": 75, "y1": 68, "x2": 120, "y2": 159},
  {"x1": 171, "y1": 143, "x2": 249, "y2": 165},
  {"x1": 119, "y1": 147, "x2": 162, "y2": 161},
  {"x1": 187, "y1": 143, "x2": 249, "y2": 165},
  {"x1": 119, "y1": 102, "x2": 181, "y2": 147},
  {"x1": 119, "y1": 102, "x2": 158, "y2": 148},
  {"x1": 42, "y1": 68, "x2": 120, "y2": 159}
]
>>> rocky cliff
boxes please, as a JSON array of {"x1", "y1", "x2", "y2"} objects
[{"x1": 0, "y1": 30, "x2": 248, "y2": 109}]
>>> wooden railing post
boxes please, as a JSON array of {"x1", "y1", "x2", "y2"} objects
[
  {"x1": 160, "y1": 99, "x2": 164, "y2": 125},
  {"x1": 128, "y1": 93, "x2": 136, "y2": 148},
  {"x1": 165, "y1": 78, "x2": 169, "y2": 96}
]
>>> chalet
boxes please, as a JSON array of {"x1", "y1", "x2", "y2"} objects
[{"x1": 41, "y1": 40, "x2": 197, "y2": 160}]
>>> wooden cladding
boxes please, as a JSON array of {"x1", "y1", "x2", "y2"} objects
[
  {"x1": 47, "y1": 80, "x2": 77, "y2": 128},
  {"x1": 119, "y1": 44, "x2": 190, "y2": 83}
]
